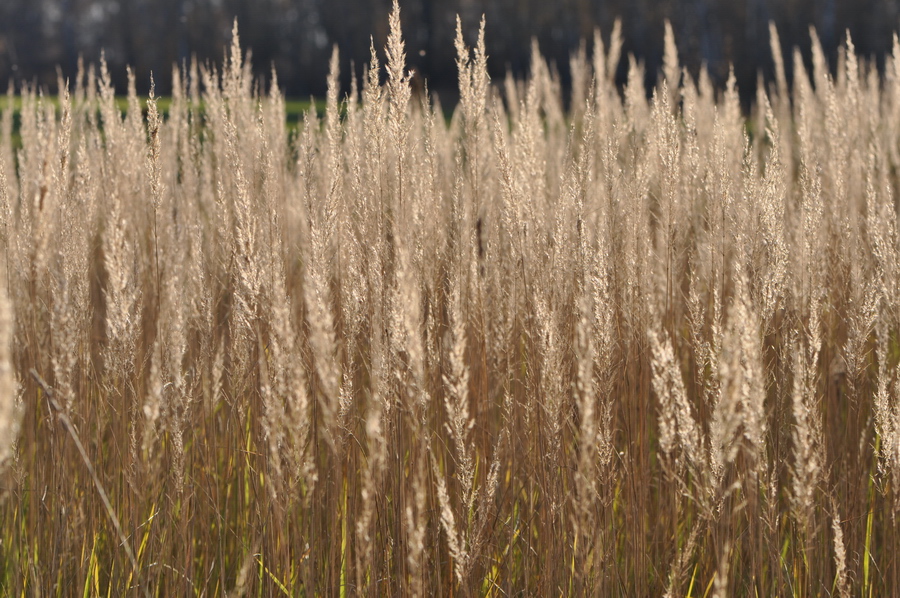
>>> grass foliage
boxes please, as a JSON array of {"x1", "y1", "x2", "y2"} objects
[{"x1": 1, "y1": 4, "x2": 900, "y2": 595}]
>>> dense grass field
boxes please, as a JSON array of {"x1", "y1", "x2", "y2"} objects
[{"x1": 2, "y1": 3, "x2": 900, "y2": 595}]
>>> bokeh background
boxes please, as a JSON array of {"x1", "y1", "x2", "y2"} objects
[{"x1": 1, "y1": 0, "x2": 899, "y2": 102}]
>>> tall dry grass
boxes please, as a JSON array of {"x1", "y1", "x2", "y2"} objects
[{"x1": 1, "y1": 3, "x2": 900, "y2": 595}]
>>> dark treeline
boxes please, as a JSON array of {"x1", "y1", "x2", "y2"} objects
[{"x1": 1, "y1": 0, "x2": 899, "y2": 102}]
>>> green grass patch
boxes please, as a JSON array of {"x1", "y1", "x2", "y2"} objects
[{"x1": 1, "y1": 95, "x2": 324, "y2": 143}]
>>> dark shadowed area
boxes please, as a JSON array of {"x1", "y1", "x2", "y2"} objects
[{"x1": 2, "y1": 0, "x2": 899, "y2": 102}]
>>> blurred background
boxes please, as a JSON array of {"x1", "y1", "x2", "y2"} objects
[{"x1": 1, "y1": 0, "x2": 899, "y2": 103}]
